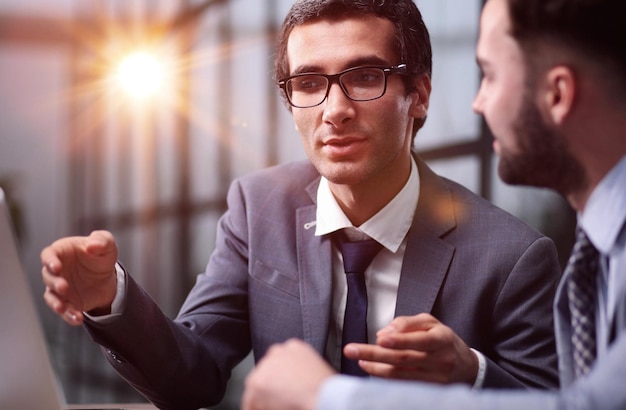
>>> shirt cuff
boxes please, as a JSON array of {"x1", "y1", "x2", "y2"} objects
[
  {"x1": 83, "y1": 263, "x2": 126, "y2": 324},
  {"x1": 317, "y1": 375, "x2": 362, "y2": 410},
  {"x1": 470, "y1": 348, "x2": 487, "y2": 389}
]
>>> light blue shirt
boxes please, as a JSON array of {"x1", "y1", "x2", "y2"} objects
[{"x1": 580, "y1": 154, "x2": 626, "y2": 357}]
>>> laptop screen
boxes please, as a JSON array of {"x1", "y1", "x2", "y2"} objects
[{"x1": 0, "y1": 187, "x2": 66, "y2": 410}]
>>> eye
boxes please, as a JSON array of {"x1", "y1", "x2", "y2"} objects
[
  {"x1": 478, "y1": 64, "x2": 495, "y2": 83},
  {"x1": 290, "y1": 75, "x2": 326, "y2": 92},
  {"x1": 346, "y1": 68, "x2": 383, "y2": 86}
]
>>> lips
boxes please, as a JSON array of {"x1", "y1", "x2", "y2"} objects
[{"x1": 322, "y1": 136, "x2": 367, "y2": 158}]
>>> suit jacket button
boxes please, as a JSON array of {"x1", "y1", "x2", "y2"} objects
[{"x1": 106, "y1": 349, "x2": 126, "y2": 364}]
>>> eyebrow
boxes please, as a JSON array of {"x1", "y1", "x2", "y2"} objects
[{"x1": 290, "y1": 56, "x2": 392, "y2": 76}]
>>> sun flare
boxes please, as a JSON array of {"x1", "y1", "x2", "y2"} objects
[{"x1": 116, "y1": 51, "x2": 165, "y2": 99}]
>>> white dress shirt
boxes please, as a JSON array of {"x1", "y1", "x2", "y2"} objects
[{"x1": 314, "y1": 158, "x2": 420, "y2": 369}]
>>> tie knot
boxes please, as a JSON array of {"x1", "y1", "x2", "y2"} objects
[{"x1": 334, "y1": 232, "x2": 383, "y2": 275}]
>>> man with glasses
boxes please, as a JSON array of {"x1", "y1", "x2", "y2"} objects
[{"x1": 41, "y1": 1, "x2": 560, "y2": 409}]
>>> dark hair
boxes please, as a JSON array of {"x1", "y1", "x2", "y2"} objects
[
  {"x1": 275, "y1": 0, "x2": 432, "y2": 134},
  {"x1": 506, "y1": 0, "x2": 626, "y2": 95}
]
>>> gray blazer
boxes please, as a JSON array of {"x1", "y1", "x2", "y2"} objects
[{"x1": 86, "y1": 158, "x2": 561, "y2": 410}]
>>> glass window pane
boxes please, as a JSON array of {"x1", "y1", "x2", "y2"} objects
[{"x1": 416, "y1": 0, "x2": 481, "y2": 150}]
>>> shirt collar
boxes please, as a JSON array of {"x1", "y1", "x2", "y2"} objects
[
  {"x1": 580, "y1": 154, "x2": 626, "y2": 255},
  {"x1": 314, "y1": 157, "x2": 420, "y2": 253}
]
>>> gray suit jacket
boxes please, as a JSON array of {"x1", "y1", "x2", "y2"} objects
[
  {"x1": 319, "y1": 271, "x2": 626, "y2": 410},
  {"x1": 86, "y1": 158, "x2": 560, "y2": 410}
]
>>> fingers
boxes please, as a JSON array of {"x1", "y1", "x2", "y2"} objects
[
  {"x1": 378, "y1": 313, "x2": 439, "y2": 335},
  {"x1": 39, "y1": 230, "x2": 118, "y2": 322},
  {"x1": 344, "y1": 343, "x2": 426, "y2": 364},
  {"x1": 41, "y1": 262, "x2": 70, "y2": 305},
  {"x1": 376, "y1": 316, "x2": 450, "y2": 351},
  {"x1": 40, "y1": 231, "x2": 118, "y2": 276},
  {"x1": 345, "y1": 342, "x2": 449, "y2": 372},
  {"x1": 40, "y1": 246, "x2": 63, "y2": 277},
  {"x1": 41, "y1": 249, "x2": 83, "y2": 324},
  {"x1": 344, "y1": 313, "x2": 477, "y2": 384},
  {"x1": 42, "y1": 278, "x2": 83, "y2": 326},
  {"x1": 345, "y1": 342, "x2": 457, "y2": 382},
  {"x1": 358, "y1": 359, "x2": 448, "y2": 382}
]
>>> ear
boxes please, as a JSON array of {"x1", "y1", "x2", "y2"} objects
[
  {"x1": 543, "y1": 65, "x2": 575, "y2": 125},
  {"x1": 409, "y1": 74, "x2": 431, "y2": 119}
]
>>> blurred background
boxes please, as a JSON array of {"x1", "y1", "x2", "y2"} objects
[{"x1": 0, "y1": 0, "x2": 575, "y2": 408}]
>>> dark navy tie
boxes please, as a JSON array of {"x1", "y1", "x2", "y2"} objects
[
  {"x1": 334, "y1": 232, "x2": 383, "y2": 376},
  {"x1": 566, "y1": 228, "x2": 599, "y2": 378}
]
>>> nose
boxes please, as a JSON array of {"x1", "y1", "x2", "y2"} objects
[
  {"x1": 322, "y1": 82, "x2": 355, "y2": 127},
  {"x1": 472, "y1": 83, "x2": 484, "y2": 114}
]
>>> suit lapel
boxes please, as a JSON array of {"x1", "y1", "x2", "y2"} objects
[
  {"x1": 295, "y1": 178, "x2": 333, "y2": 353},
  {"x1": 395, "y1": 158, "x2": 456, "y2": 316},
  {"x1": 395, "y1": 225, "x2": 455, "y2": 316}
]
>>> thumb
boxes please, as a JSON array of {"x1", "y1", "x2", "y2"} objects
[{"x1": 85, "y1": 230, "x2": 117, "y2": 258}]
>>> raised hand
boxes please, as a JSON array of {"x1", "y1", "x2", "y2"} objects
[{"x1": 41, "y1": 230, "x2": 119, "y2": 325}]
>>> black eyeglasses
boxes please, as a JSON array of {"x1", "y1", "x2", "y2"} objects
[{"x1": 277, "y1": 64, "x2": 408, "y2": 108}]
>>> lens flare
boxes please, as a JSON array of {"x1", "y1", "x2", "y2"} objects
[{"x1": 116, "y1": 51, "x2": 165, "y2": 98}]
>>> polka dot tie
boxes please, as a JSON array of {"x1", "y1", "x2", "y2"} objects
[{"x1": 566, "y1": 228, "x2": 599, "y2": 378}]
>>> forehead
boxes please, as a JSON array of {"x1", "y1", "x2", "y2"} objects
[
  {"x1": 477, "y1": 0, "x2": 521, "y2": 65},
  {"x1": 286, "y1": 15, "x2": 397, "y2": 72}
]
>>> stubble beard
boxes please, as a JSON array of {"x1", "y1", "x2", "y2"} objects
[{"x1": 497, "y1": 92, "x2": 586, "y2": 197}]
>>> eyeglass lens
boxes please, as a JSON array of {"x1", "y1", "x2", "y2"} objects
[{"x1": 286, "y1": 67, "x2": 387, "y2": 108}]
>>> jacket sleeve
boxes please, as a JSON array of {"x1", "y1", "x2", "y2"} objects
[
  {"x1": 83, "y1": 178, "x2": 254, "y2": 410},
  {"x1": 481, "y1": 236, "x2": 560, "y2": 389}
]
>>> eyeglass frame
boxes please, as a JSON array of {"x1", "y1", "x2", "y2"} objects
[{"x1": 277, "y1": 64, "x2": 409, "y2": 108}]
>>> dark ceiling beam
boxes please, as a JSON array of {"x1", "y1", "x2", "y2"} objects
[
  {"x1": 0, "y1": 0, "x2": 221, "y2": 47},
  {"x1": 0, "y1": 14, "x2": 73, "y2": 46},
  {"x1": 167, "y1": 0, "x2": 226, "y2": 33}
]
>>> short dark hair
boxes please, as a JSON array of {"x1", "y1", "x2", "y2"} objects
[
  {"x1": 275, "y1": 0, "x2": 432, "y2": 134},
  {"x1": 506, "y1": 0, "x2": 626, "y2": 96}
]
